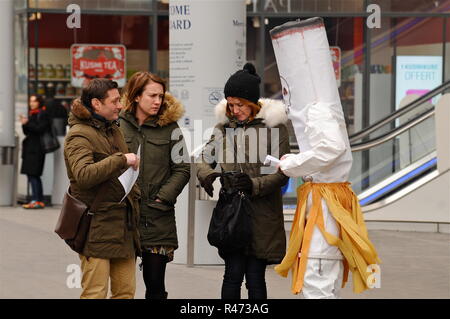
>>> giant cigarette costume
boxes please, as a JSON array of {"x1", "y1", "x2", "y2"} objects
[{"x1": 270, "y1": 17, "x2": 380, "y2": 297}]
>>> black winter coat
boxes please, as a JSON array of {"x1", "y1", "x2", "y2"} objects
[{"x1": 20, "y1": 108, "x2": 51, "y2": 176}]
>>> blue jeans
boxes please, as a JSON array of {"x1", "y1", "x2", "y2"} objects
[
  {"x1": 28, "y1": 175, "x2": 43, "y2": 202},
  {"x1": 221, "y1": 253, "x2": 267, "y2": 299}
]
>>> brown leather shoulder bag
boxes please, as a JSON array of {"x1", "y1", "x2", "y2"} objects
[{"x1": 54, "y1": 184, "x2": 107, "y2": 254}]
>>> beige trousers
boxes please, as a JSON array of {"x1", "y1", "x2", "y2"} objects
[{"x1": 79, "y1": 255, "x2": 136, "y2": 299}]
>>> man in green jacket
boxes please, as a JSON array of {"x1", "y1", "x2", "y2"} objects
[{"x1": 64, "y1": 79, "x2": 141, "y2": 299}]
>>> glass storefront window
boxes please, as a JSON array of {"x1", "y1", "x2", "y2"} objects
[
  {"x1": 263, "y1": 17, "x2": 287, "y2": 99},
  {"x1": 352, "y1": 16, "x2": 445, "y2": 192},
  {"x1": 247, "y1": 0, "x2": 365, "y2": 13},
  {"x1": 371, "y1": 0, "x2": 450, "y2": 13},
  {"x1": 28, "y1": 0, "x2": 154, "y2": 11},
  {"x1": 157, "y1": 16, "x2": 169, "y2": 82},
  {"x1": 395, "y1": 16, "x2": 444, "y2": 122},
  {"x1": 28, "y1": 13, "x2": 150, "y2": 109},
  {"x1": 367, "y1": 16, "x2": 444, "y2": 128},
  {"x1": 246, "y1": 16, "x2": 260, "y2": 67},
  {"x1": 157, "y1": 0, "x2": 168, "y2": 11},
  {"x1": 14, "y1": 0, "x2": 27, "y2": 10},
  {"x1": 15, "y1": 13, "x2": 28, "y2": 117}
]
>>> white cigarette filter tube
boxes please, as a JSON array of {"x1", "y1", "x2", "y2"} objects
[{"x1": 270, "y1": 17, "x2": 353, "y2": 182}]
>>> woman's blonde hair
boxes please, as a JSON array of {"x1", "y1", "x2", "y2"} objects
[
  {"x1": 226, "y1": 97, "x2": 261, "y2": 122},
  {"x1": 122, "y1": 71, "x2": 166, "y2": 115}
]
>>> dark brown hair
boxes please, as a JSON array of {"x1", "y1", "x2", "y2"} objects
[
  {"x1": 123, "y1": 71, "x2": 166, "y2": 115},
  {"x1": 81, "y1": 78, "x2": 118, "y2": 109},
  {"x1": 226, "y1": 97, "x2": 261, "y2": 122},
  {"x1": 29, "y1": 94, "x2": 45, "y2": 109}
]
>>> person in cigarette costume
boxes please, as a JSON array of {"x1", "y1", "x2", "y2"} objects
[{"x1": 270, "y1": 17, "x2": 381, "y2": 299}]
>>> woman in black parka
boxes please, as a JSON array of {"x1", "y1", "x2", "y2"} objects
[{"x1": 20, "y1": 94, "x2": 51, "y2": 209}]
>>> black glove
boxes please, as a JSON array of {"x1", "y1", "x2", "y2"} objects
[
  {"x1": 232, "y1": 172, "x2": 253, "y2": 193},
  {"x1": 201, "y1": 172, "x2": 221, "y2": 197}
]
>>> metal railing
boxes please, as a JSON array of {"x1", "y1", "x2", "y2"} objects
[
  {"x1": 350, "y1": 107, "x2": 435, "y2": 152},
  {"x1": 349, "y1": 80, "x2": 450, "y2": 144}
]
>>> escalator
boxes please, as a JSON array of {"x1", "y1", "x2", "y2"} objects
[{"x1": 349, "y1": 80, "x2": 450, "y2": 213}]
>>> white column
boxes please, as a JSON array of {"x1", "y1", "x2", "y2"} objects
[
  {"x1": 435, "y1": 93, "x2": 450, "y2": 173},
  {"x1": 169, "y1": 0, "x2": 246, "y2": 142},
  {"x1": 0, "y1": 0, "x2": 14, "y2": 147},
  {"x1": 169, "y1": 0, "x2": 246, "y2": 264},
  {"x1": 0, "y1": 0, "x2": 15, "y2": 206}
]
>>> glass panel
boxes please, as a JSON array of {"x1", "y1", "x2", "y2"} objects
[
  {"x1": 14, "y1": 0, "x2": 27, "y2": 10},
  {"x1": 157, "y1": 16, "x2": 169, "y2": 82},
  {"x1": 333, "y1": 17, "x2": 365, "y2": 136},
  {"x1": 395, "y1": 17, "x2": 443, "y2": 126},
  {"x1": 367, "y1": 17, "x2": 443, "y2": 133},
  {"x1": 157, "y1": 0, "x2": 168, "y2": 11},
  {"x1": 246, "y1": 0, "x2": 258, "y2": 12},
  {"x1": 349, "y1": 114, "x2": 436, "y2": 194},
  {"x1": 28, "y1": 13, "x2": 150, "y2": 107},
  {"x1": 246, "y1": 16, "x2": 260, "y2": 69},
  {"x1": 253, "y1": 0, "x2": 365, "y2": 13},
  {"x1": 29, "y1": 0, "x2": 153, "y2": 11},
  {"x1": 264, "y1": 17, "x2": 284, "y2": 99},
  {"x1": 372, "y1": 0, "x2": 450, "y2": 13},
  {"x1": 15, "y1": 13, "x2": 28, "y2": 120}
]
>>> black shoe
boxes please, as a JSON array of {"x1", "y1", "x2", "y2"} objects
[{"x1": 145, "y1": 291, "x2": 168, "y2": 299}]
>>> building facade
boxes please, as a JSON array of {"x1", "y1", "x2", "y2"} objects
[{"x1": 11, "y1": 0, "x2": 450, "y2": 203}]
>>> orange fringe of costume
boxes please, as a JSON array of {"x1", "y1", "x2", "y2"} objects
[{"x1": 275, "y1": 182, "x2": 381, "y2": 294}]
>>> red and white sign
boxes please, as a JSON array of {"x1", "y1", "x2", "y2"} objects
[
  {"x1": 71, "y1": 44, "x2": 126, "y2": 88},
  {"x1": 330, "y1": 46, "x2": 341, "y2": 87}
]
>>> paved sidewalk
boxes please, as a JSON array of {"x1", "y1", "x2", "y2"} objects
[{"x1": 0, "y1": 206, "x2": 449, "y2": 299}]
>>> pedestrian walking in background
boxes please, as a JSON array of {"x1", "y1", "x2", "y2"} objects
[
  {"x1": 196, "y1": 63, "x2": 291, "y2": 299},
  {"x1": 64, "y1": 78, "x2": 141, "y2": 299},
  {"x1": 20, "y1": 94, "x2": 51, "y2": 209},
  {"x1": 120, "y1": 71, "x2": 190, "y2": 299}
]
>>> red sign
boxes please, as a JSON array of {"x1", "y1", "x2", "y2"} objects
[
  {"x1": 71, "y1": 44, "x2": 126, "y2": 88},
  {"x1": 330, "y1": 46, "x2": 341, "y2": 87}
]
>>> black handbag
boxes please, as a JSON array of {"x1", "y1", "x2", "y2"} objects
[
  {"x1": 40, "y1": 125, "x2": 60, "y2": 153},
  {"x1": 207, "y1": 186, "x2": 253, "y2": 254}
]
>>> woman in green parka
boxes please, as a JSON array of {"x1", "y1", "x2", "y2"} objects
[
  {"x1": 119, "y1": 71, "x2": 190, "y2": 299},
  {"x1": 196, "y1": 63, "x2": 290, "y2": 299}
]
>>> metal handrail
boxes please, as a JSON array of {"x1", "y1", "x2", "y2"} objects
[
  {"x1": 350, "y1": 108, "x2": 435, "y2": 152},
  {"x1": 349, "y1": 80, "x2": 450, "y2": 143}
]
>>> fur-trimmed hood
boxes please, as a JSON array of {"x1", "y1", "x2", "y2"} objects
[
  {"x1": 119, "y1": 92, "x2": 184, "y2": 127},
  {"x1": 69, "y1": 98, "x2": 95, "y2": 123},
  {"x1": 214, "y1": 98, "x2": 288, "y2": 128},
  {"x1": 69, "y1": 92, "x2": 184, "y2": 128}
]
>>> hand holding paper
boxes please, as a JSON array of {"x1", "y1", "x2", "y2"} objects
[
  {"x1": 264, "y1": 155, "x2": 280, "y2": 167},
  {"x1": 119, "y1": 145, "x2": 141, "y2": 202}
]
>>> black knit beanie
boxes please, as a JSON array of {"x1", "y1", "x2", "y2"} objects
[{"x1": 224, "y1": 63, "x2": 261, "y2": 104}]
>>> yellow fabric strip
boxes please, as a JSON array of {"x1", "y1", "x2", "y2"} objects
[{"x1": 274, "y1": 182, "x2": 381, "y2": 294}]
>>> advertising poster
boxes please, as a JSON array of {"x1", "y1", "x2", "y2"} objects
[
  {"x1": 395, "y1": 55, "x2": 443, "y2": 109},
  {"x1": 169, "y1": 0, "x2": 246, "y2": 142},
  {"x1": 71, "y1": 44, "x2": 126, "y2": 88}
]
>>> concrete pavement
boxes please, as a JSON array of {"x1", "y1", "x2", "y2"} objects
[{"x1": 0, "y1": 206, "x2": 449, "y2": 299}]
